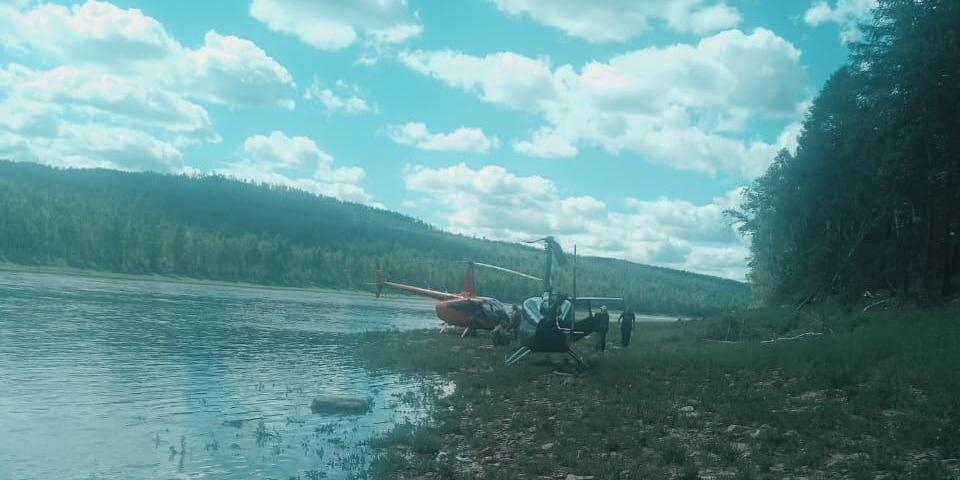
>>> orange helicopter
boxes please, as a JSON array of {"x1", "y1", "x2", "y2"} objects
[{"x1": 375, "y1": 261, "x2": 539, "y2": 336}]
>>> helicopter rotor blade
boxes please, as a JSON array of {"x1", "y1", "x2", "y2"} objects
[
  {"x1": 472, "y1": 262, "x2": 542, "y2": 282},
  {"x1": 523, "y1": 236, "x2": 569, "y2": 266},
  {"x1": 544, "y1": 236, "x2": 569, "y2": 267}
]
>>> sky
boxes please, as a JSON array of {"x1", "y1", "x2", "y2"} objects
[{"x1": 0, "y1": 0, "x2": 879, "y2": 280}]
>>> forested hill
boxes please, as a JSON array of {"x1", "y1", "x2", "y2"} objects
[
  {"x1": 0, "y1": 161, "x2": 746, "y2": 315},
  {"x1": 732, "y1": 0, "x2": 960, "y2": 305}
]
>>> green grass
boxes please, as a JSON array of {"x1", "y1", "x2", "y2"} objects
[{"x1": 357, "y1": 304, "x2": 960, "y2": 479}]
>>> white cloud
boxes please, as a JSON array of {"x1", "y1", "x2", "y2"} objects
[
  {"x1": 490, "y1": 0, "x2": 741, "y2": 42},
  {"x1": 804, "y1": 0, "x2": 877, "y2": 43},
  {"x1": 0, "y1": 118, "x2": 184, "y2": 172},
  {"x1": 0, "y1": 1, "x2": 297, "y2": 172},
  {"x1": 0, "y1": 1, "x2": 297, "y2": 108},
  {"x1": 399, "y1": 50, "x2": 558, "y2": 112},
  {"x1": 741, "y1": 121, "x2": 804, "y2": 177},
  {"x1": 218, "y1": 131, "x2": 375, "y2": 205},
  {"x1": 404, "y1": 162, "x2": 749, "y2": 280},
  {"x1": 513, "y1": 127, "x2": 577, "y2": 158},
  {"x1": 249, "y1": 0, "x2": 421, "y2": 50},
  {"x1": 7, "y1": 65, "x2": 215, "y2": 139},
  {"x1": 55, "y1": 122, "x2": 183, "y2": 171},
  {"x1": 304, "y1": 79, "x2": 379, "y2": 115},
  {"x1": 0, "y1": 63, "x2": 201, "y2": 171},
  {"x1": 0, "y1": 0, "x2": 179, "y2": 66},
  {"x1": 400, "y1": 28, "x2": 809, "y2": 176},
  {"x1": 681, "y1": 245, "x2": 750, "y2": 282},
  {"x1": 384, "y1": 122, "x2": 499, "y2": 154},
  {"x1": 185, "y1": 31, "x2": 296, "y2": 109}
]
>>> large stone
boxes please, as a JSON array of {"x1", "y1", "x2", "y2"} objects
[{"x1": 310, "y1": 395, "x2": 369, "y2": 414}]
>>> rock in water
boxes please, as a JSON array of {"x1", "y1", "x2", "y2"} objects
[{"x1": 310, "y1": 395, "x2": 369, "y2": 414}]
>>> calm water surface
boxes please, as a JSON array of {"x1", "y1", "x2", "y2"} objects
[{"x1": 0, "y1": 271, "x2": 442, "y2": 480}]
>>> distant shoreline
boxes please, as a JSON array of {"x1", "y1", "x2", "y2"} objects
[
  {"x1": 0, "y1": 262, "x2": 375, "y2": 298},
  {"x1": 0, "y1": 263, "x2": 691, "y2": 318}
]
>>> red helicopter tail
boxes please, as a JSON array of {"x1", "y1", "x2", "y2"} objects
[{"x1": 463, "y1": 262, "x2": 475, "y2": 297}]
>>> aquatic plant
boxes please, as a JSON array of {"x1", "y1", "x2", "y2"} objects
[
  {"x1": 314, "y1": 423, "x2": 336, "y2": 435},
  {"x1": 254, "y1": 420, "x2": 280, "y2": 447},
  {"x1": 286, "y1": 415, "x2": 306, "y2": 426},
  {"x1": 204, "y1": 431, "x2": 220, "y2": 452}
]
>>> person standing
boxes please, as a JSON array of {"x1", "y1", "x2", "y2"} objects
[
  {"x1": 594, "y1": 305, "x2": 610, "y2": 353},
  {"x1": 510, "y1": 304, "x2": 522, "y2": 340},
  {"x1": 618, "y1": 308, "x2": 636, "y2": 347}
]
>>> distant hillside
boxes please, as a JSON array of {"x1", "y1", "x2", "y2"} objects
[{"x1": 0, "y1": 161, "x2": 747, "y2": 315}]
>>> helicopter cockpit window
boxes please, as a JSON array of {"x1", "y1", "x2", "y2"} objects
[
  {"x1": 523, "y1": 297, "x2": 542, "y2": 324},
  {"x1": 486, "y1": 298, "x2": 506, "y2": 312},
  {"x1": 556, "y1": 299, "x2": 572, "y2": 329}
]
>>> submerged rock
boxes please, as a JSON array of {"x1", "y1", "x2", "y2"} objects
[
  {"x1": 310, "y1": 395, "x2": 369, "y2": 414},
  {"x1": 222, "y1": 419, "x2": 244, "y2": 428}
]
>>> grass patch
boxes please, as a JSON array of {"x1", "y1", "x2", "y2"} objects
[{"x1": 358, "y1": 305, "x2": 960, "y2": 479}]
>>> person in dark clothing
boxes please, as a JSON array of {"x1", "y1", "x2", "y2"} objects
[
  {"x1": 467, "y1": 316, "x2": 478, "y2": 336},
  {"x1": 594, "y1": 305, "x2": 610, "y2": 352},
  {"x1": 618, "y1": 308, "x2": 636, "y2": 347},
  {"x1": 510, "y1": 304, "x2": 522, "y2": 340}
]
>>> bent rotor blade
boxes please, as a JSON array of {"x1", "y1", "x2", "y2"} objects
[
  {"x1": 472, "y1": 262, "x2": 542, "y2": 282},
  {"x1": 573, "y1": 296, "x2": 624, "y2": 303},
  {"x1": 544, "y1": 236, "x2": 569, "y2": 267}
]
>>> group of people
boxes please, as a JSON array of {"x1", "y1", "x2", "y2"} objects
[
  {"x1": 497, "y1": 302, "x2": 636, "y2": 353},
  {"x1": 590, "y1": 305, "x2": 636, "y2": 353}
]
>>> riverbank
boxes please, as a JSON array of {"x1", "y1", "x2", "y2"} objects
[
  {"x1": 356, "y1": 305, "x2": 960, "y2": 479},
  {"x1": 0, "y1": 262, "x2": 375, "y2": 298}
]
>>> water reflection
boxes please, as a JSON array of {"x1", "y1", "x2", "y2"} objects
[{"x1": 0, "y1": 271, "x2": 440, "y2": 480}]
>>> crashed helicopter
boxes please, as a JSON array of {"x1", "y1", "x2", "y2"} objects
[
  {"x1": 375, "y1": 236, "x2": 621, "y2": 365},
  {"x1": 505, "y1": 236, "x2": 622, "y2": 367}
]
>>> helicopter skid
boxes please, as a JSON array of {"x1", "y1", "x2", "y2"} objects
[{"x1": 504, "y1": 346, "x2": 532, "y2": 366}]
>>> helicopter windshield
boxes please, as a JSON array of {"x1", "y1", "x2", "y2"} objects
[
  {"x1": 558, "y1": 299, "x2": 572, "y2": 323},
  {"x1": 483, "y1": 297, "x2": 506, "y2": 313}
]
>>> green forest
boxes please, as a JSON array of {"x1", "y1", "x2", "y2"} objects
[
  {"x1": 731, "y1": 0, "x2": 960, "y2": 306},
  {"x1": 0, "y1": 160, "x2": 746, "y2": 315}
]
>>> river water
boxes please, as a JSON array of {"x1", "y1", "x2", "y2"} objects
[{"x1": 0, "y1": 271, "x2": 442, "y2": 480}]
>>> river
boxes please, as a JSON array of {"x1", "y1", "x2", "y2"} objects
[{"x1": 0, "y1": 270, "x2": 442, "y2": 480}]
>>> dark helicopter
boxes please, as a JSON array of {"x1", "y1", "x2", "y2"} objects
[{"x1": 505, "y1": 237, "x2": 622, "y2": 367}]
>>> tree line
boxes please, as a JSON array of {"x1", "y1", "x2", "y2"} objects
[
  {"x1": 0, "y1": 161, "x2": 746, "y2": 315},
  {"x1": 731, "y1": 0, "x2": 959, "y2": 305}
]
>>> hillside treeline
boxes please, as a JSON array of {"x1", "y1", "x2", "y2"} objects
[
  {"x1": 0, "y1": 161, "x2": 746, "y2": 315},
  {"x1": 733, "y1": 0, "x2": 960, "y2": 304}
]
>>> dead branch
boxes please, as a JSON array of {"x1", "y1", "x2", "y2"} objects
[
  {"x1": 862, "y1": 298, "x2": 891, "y2": 312},
  {"x1": 759, "y1": 331, "x2": 824, "y2": 343}
]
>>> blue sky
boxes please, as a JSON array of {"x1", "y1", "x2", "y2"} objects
[{"x1": 0, "y1": 0, "x2": 877, "y2": 280}]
